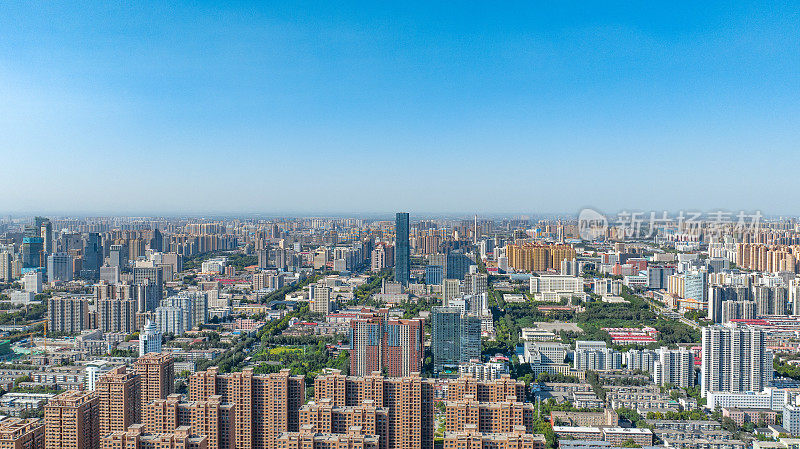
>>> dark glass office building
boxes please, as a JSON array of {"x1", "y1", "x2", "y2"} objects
[{"x1": 395, "y1": 212, "x2": 410, "y2": 286}]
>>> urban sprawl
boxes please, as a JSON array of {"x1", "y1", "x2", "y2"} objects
[{"x1": 1, "y1": 213, "x2": 800, "y2": 449}]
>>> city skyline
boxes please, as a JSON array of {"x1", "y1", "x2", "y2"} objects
[{"x1": 3, "y1": 2, "x2": 799, "y2": 214}]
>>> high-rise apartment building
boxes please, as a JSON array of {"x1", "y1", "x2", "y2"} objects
[
  {"x1": 0, "y1": 417, "x2": 45, "y2": 449},
  {"x1": 349, "y1": 316, "x2": 423, "y2": 377},
  {"x1": 44, "y1": 390, "x2": 100, "y2": 449},
  {"x1": 313, "y1": 370, "x2": 434, "y2": 449},
  {"x1": 444, "y1": 376, "x2": 526, "y2": 403},
  {"x1": 311, "y1": 286, "x2": 333, "y2": 314},
  {"x1": 505, "y1": 243, "x2": 576, "y2": 273},
  {"x1": 394, "y1": 213, "x2": 409, "y2": 286},
  {"x1": 96, "y1": 366, "x2": 141, "y2": 437},
  {"x1": 48, "y1": 295, "x2": 91, "y2": 334},
  {"x1": 653, "y1": 347, "x2": 694, "y2": 388},
  {"x1": 101, "y1": 424, "x2": 205, "y2": 449},
  {"x1": 134, "y1": 353, "x2": 175, "y2": 405},
  {"x1": 444, "y1": 400, "x2": 535, "y2": 434},
  {"x1": 98, "y1": 297, "x2": 138, "y2": 334},
  {"x1": 143, "y1": 394, "x2": 233, "y2": 449},
  {"x1": 187, "y1": 368, "x2": 305, "y2": 449},
  {"x1": 701, "y1": 324, "x2": 771, "y2": 397}
]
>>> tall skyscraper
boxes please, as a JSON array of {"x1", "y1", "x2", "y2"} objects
[
  {"x1": 394, "y1": 212, "x2": 409, "y2": 286},
  {"x1": 21, "y1": 237, "x2": 44, "y2": 269},
  {"x1": 81, "y1": 233, "x2": 103, "y2": 280},
  {"x1": 47, "y1": 253, "x2": 73, "y2": 283},
  {"x1": 96, "y1": 366, "x2": 141, "y2": 436},
  {"x1": 431, "y1": 307, "x2": 481, "y2": 373},
  {"x1": 134, "y1": 353, "x2": 174, "y2": 405},
  {"x1": 701, "y1": 324, "x2": 771, "y2": 397},
  {"x1": 45, "y1": 390, "x2": 100, "y2": 449}
]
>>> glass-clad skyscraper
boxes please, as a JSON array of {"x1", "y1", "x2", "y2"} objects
[{"x1": 395, "y1": 212, "x2": 410, "y2": 285}]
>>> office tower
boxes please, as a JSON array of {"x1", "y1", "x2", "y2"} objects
[
  {"x1": 311, "y1": 285, "x2": 333, "y2": 314},
  {"x1": 442, "y1": 279, "x2": 462, "y2": 306},
  {"x1": 150, "y1": 228, "x2": 163, "y2": 252},
  {"x1": 0, "y1": 417, "x2": 45, "y2": 449},
  {"x1": 98, "y1": 297, "x2": 138, "y2": 334},
  {"x1": 139, "y1": 319, "x2": 162, "y2": 355},
  {"x1": 684, "y1": 271, "x2": 707, "y2": 302},
  {"x1": 424, "y1": 265, "x2": 443, "y2": 285},
  {"x1": 188, "y1": 368, "x2": 305, "y2": 449},
  {"x1": 134, "y1": 353, "x2": 175, "y2": 405},
  {"x1": 48, "y1": 295, "x2": 91, "y2": 333},
  {"x1": 37, "y1": 217, "x2": 53, "y2": 255},
  {"x1": 313, "y1": 370, "x2": 435, "y2": 449},
  {"x1": 701, "y1": 324, "x2": 771, "y2": 397},
  {"x1": 99, "y1": 266, "x2": 119, "y2": 284},
  {"x1": 647, "y1": 266, "x2": 675, "y2": 290},
  {"x1": 82, "y1": 233, "x2": 103, "y2": 280},
  {"x1": 21, "y1": 237, "x2": 44, "y2": 268},
  {"x1": 108, "y1": 244, "x2": 129, "y2": 272},
  {"x1": 446, "y1": 250, "x2": 473, "y2": 280},
  {"x1": 652, "y1": 347, "x2": 694, "y2": 388},
  {"x1": 45, "y1": 390, "x2": 100, "y2": 449},
  {"x1": 161, "y1": 252, "x2": 183, "y2": 274},
  {"x1": 431, "y1": 307, "x2": 481, "y2": 373},
  {"x1": 463, "y1": 273, "x2": 488, "y2": 296},
  {"x1": 394, "y1": 213, "x2": 409, "y2": 286},
  {"x1": 24, "y1": 271, "x2": 43, "y2": 293},
  {"x1": 0, "y1": 251, "x2": 12, "y2": 281},
  {"x1": 47, "y1": 253, "x2": 73, "y2": 283},
  {"x1": 133, "y1": 266, "x2": 164, "y2": 310},
  {"x1": 97, "y1": 367, "x2": 141, "y2": 436},
  {"x1": 350, "y1": 317, "x2": 423, "y2": 377}
]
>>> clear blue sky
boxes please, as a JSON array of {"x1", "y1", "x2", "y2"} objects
[{"x1": 2, "y1": 2, "x2": 799, "y2": 215}]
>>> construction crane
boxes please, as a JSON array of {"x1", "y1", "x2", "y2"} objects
[{"x1": 10, "y1": 319, "x2": 48, "y2": 354}]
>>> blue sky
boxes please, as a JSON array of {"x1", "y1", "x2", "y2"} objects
[{"x1": 2, "y1": 2, "x2": 799, "y2": 215}]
